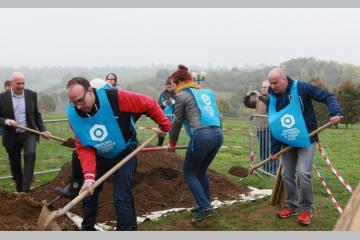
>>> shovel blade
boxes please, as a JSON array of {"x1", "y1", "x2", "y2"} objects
[
  {"x1": 37, "y1": 201, "x2": 62, "y2": 231},
  {"x1": 228, "y1": 165, "x2": 249, "y2": 178},
  {"x1": 61, "y1": 138, "x2": 76, "y2": 148}
]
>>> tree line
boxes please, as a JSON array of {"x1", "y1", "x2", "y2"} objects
[{"x1": 2, "y1": 58, "x2": 360, "y2": 126}]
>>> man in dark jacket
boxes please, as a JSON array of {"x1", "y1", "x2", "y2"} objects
[
  {"x1": 267, "y1": 68, "x2": 342, "y2": 225},
  {"x1": 0, "y1": 72, "x2": 51, "y2": 192}
]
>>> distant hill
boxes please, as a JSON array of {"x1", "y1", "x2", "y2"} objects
[
  {"x1": 2, "y1": 58, "x2": 360, "y2": 116},
  {"x1": 128, "y1": 57, "x2": 360, "y2": 98}
]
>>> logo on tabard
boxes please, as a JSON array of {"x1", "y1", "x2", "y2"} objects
[
  {"x1": 281, "y1": 114, "x2": 295, "y2": 128},
  {"x1": 89, "y1": 124, "x2": 108, "y2": 142},
  {"x1": 201, "y1": 94, "x2": 211, "y2": 106}
]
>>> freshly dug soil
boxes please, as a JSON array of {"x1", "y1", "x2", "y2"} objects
[
  {"x1": 228, "y1": 165, "x2": 249, "y2": 178},
  {"x1": 1, "y1": 150, "x2": 249, "y2": 229},
  {"x1": 0, "y1": 189, "x2": 76, "y2": 231}
]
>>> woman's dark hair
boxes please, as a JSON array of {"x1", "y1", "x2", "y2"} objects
[
  {"x1": 66, "y1": 76, "x2": 91, "y2": 91},
  {"x1": 165, "y1": 77, "x2": 172, "y2": 85},
  {"x1": 105, "y1": 73, "x2": 118, "y2": 83},
  {"x1": 169, "y1": 64, "x2": 192, "y2": 84}
]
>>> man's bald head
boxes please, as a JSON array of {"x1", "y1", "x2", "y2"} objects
[
  {"x1": 267, "y1": 68, "x2": 286, "y2": 80},
  {"x1": 10, "y1": 72, "x2": 26, "y2": 82},
  {"x1": 267, "y1": 68, "x2": 288, "y2": 94},
  {"x1": 10, "y1": 72, "x2": 26, "y2": 95}
]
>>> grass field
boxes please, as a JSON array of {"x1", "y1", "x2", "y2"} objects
[{"x1": 0, "y1": 114, "x2": 359, "y2": 231}]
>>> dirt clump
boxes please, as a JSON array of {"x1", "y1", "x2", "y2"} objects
[
  {"x1": 29, "y1": 150, "x2": 249, "y2": 224},
  {"x1": 0, "y1": 188, "x2": 75, "y2": 231}
]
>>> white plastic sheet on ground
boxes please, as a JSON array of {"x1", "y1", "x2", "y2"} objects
[{"x1": 68, "y1": 186, "x2": 272, "y2": 231}]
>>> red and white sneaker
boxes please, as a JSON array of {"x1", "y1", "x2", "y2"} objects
[
  {"x1": 277, "y1": 207, "x2": 298, "y2": 218},
  {"x1": 297, "y1": 211, "x2": 312, "y2": 225}
]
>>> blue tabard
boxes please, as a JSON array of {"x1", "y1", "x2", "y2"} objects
[
  {"x1": 183, "y1": 88, "x2": 221, "y2": 137},
  {"x1": 268, "y1": 80, "x2": 310, "y2": 148},
  {"x1": 66, "y1": 88, "x2": 127, "y2": 158}
]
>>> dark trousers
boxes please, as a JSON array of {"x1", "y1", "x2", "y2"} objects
[
  {"x1": 157, "y1": 116, "x2": 173, "y2": 146},
  {"x1": 183, "y1": 127, "x2": 223, "y2": 210},
  {"x1": 5, "y1": 132, "x2": 37, "y2": 192},
  {"x1": 157, "y1": 136, "x2": 165, "y2": 146},
  {"x1": 71, "y1": 151, "x2": 84, "y2": 185},
  {"x1": 81, "y1": 151, "x2": 138, "y2": 231}
]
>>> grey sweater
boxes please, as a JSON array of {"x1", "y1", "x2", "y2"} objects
[{"x1": 169, "y1": 90, "x2": 201, "y2": 143}]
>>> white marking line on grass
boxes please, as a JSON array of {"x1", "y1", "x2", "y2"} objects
[{"x1": 90, "y1": 186, "x2": 272, "y2": 231}]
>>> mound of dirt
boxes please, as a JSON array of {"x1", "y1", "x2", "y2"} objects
[
  {"x1": 29, "y1": 150, "x2": 249, "y2": 224},
  {"x1": 0, "y1": 189, "x2": 75, "y2": 231}
]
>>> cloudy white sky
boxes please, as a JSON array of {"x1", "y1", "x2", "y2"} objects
[{"x1": 1, "y1": 8, "x2": 360, "y2": 68}]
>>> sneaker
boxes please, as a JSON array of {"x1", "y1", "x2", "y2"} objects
[
  {"x1": 277, "y1": 207, "x2": 298, "y2": 218},
  {"x1": 192, "y1": 209, "x2": 213, "y2": 222},
  {"x1": 190, "y1": 206, "x2": 201, "y2": 213},
  {"x1": 297, "y1": 211, "x2": 312, "y2": 225}
]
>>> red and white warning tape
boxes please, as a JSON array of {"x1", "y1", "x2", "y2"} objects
[
  {"x1": 137, "y1": 127, "x2": 156, "y2": 130},
  {"x1": 249, "y1": 147, "x2": 255, "y2": 165},
  {"x1": 313, "y1": 165, "x2": 343, "y2": 214},
  {"x1": 136, "y1": 126, "x2": 243, "y2": 131},
  {"x1": 221, "y1": 128, "x2": 243, "y2": 131},
  {"x1": 141, "y1": 145, "x2": 242, "y2": 151},
  {"x1": 220, "y1": 145, "x2": 242, "y2": 149},
  {"x1": 316, "y1": 142, "x2": 352, "y2": 193}
]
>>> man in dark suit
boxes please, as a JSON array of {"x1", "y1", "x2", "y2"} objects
[{"x1": 0, "y1": 72, "x2": 51, "y2": 192}]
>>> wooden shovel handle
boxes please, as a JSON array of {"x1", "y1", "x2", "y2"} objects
[
  {"x1": 14, "y1": 124, "x2": 66, "y2": 142},
  {"x1": 59, "y1": 133, "x2": 158, "y2": 214},
  {"x1": 141, "y1": 146, "x2": 188, "y2": 152},
  {"x1": 249, "y1": 120, "x2": 334, "y2": 175}
]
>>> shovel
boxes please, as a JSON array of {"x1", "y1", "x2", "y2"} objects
[
  {"x1": 13, "y1": 124, "x2": 76, "y2": 148},
  {"x1": 45, "y1": 183, "x2": 75, "y2": 210},
  {"x1": 229, "y1": 120, "x2": 336, "y2": 178},
  {"x1": 140, "y1": 145, "x2": 188, "y2": 152},
  {"x1": 37, "y1": 133, "x2": 158, "y2": 231}
]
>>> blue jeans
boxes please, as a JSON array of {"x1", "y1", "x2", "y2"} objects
[
  {"x1": 183, "y1": 126, "x2": 223, "y2": 210},
  {"x1": 81, "y1": 152, "x2": 137, "y2": 231}
]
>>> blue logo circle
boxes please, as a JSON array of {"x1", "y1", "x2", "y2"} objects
[{"x1": 94, "y1": 128, "x2": 104, "y2": 138}]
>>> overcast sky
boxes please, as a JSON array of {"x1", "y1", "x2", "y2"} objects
[{"x1": 1, "y1": 8, "x2": 360, "y2": 68}]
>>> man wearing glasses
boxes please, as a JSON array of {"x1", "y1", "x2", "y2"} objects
[{"x1": 65, "y1": 77, "x2": 170, "y2": 231}]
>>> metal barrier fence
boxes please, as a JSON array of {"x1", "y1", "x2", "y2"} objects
[
  {"x1": 0, "y1": 115, "x2": 215, "y2": 180},
  {"x1": 248, "y1": 114, "x2": 279, "y2": 177},
  {"x1": 0, "y1": 115, "x2": 246, "y2": 180},
  {"x1": 0, "y1": 119, "x2": 74, "y2": 180}
]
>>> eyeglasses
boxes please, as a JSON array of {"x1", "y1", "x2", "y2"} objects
[{"x1": 70, "y1": 90, "x2": 87, "y2": 106}]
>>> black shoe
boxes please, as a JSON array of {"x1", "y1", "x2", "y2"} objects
[
  {"x1": 54, "y1": 182, "x2": 80, "y2": 199},
  {"x1": 192, "y1": 209, "x2": 213, "y2": 222},
  {"x1": 190, "y1": 206, "x2": 201, "y2": 214}
]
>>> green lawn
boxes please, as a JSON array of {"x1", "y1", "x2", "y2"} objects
[
  {"x1": 0, "y1": 116, "x2": 359, "y2": 231},
  {"x1": 137, "y1": 119, "x2": 360, "y2": 231}
]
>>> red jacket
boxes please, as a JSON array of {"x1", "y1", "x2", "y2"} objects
[{"x1": 73, "y1": 89, "x2": 171, "y2": 183}]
